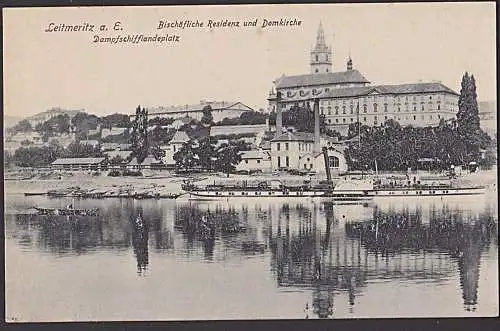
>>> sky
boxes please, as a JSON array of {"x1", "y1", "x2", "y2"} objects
[{"x1": 3, "y1": 2, "x2": 497, "y2": 118}]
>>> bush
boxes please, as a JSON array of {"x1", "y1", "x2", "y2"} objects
[
  {"x1": 108, "y1": 170, "x2": 121, "y2": 177},
  {"x1": 122, "y1": 169, "x2": 142, "y2": 176}
]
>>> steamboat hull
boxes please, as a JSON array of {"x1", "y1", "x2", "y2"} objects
[
  {"x1": 186, "y1": 189, "x2": 372, "y2": 200},
  {"x1": 368, "y1": 186, "x2": 486, "y2": 197}
]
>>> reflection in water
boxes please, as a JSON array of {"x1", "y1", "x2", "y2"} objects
[
  {"x1": 4, "y1": 194, "x2": 498, "y2": 319},
  {"x1": 268, "y1": 201, "x2": 498, "y2": 318},
  {"x1": 132, "y1": 209, "x2": 149, "y2": 276}
]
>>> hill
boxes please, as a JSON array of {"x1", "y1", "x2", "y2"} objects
[
  {"x1": 24, "y1": 107, "x2": 84, "y2": 124},
  {"x1": 3, "y1": 115, "x2": 23, "y2": 128},
  {"x1": 478, "y1": 100, "x2": 497, "y2": 119}
]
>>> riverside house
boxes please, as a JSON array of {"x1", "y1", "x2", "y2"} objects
[
  {"x1": 235, "y1": 149, "x2": 272, "y2": 174},
  {"x1": 51, "y1": 157, "x2": 108, "y2": 171}
]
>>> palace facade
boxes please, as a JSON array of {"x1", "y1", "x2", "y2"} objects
[
  {"x1": 135, "y1": 100, "x2": 255, "y2": 123},
  {"x1": 267, "y1": 22, "x2": 460, "y2": 135}
]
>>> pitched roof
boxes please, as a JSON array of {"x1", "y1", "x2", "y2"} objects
[
  {"x1": 210, "y1": 124, "x2": 268, "y2": 137},
  {"x1": 240, "y1": 150, "x2": 270, "y2": 160},
  {"x1": 275, "y1": 70, "x2": 370, "y2": 89},
  {"x1": 321, "y1": 86, "x2": 374, "y2": 98},
  {"x1": 374, "y1": 82, "x2": 459, "y2": 95},
  {"x1": 271, "y1": 131, "x2": 315, "y2": 142},
  {"x1": 277, "y1": 82, "x2": 459, "y2": 103},
  {"x1": 260, "y1": 141, "x2": 271, "y2": 150},
  {"x1": 104, "y1": 150, "x2": 133, "y2": 160},
  {"x1": 52, "y1": 157, "x2": 105, "y2": 165},
  {"x1": 172, "y1": 117, "x2": 193, "y2": 125},
  {"x1": 141, "y1": 156, "x2": 163, "y2": 165},
  {"x1": 169, "y1": 130, "x2": 190, "y2": 143},
  {"x1": 148, "y1": 101, "x2": 253, "y2": 114}
]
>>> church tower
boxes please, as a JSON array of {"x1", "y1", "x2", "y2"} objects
[
  {"x1": 346, "y1": 56, "x2": 353, "y2": 71},
  {"x1": 310, "y1": 22, "x2": 332, "y2": 74}
]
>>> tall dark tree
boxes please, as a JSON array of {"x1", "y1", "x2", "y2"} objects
[
  {"x1": 456, "y1": 73, "x2": 484, "y2": 163},
  {"x1": 131, "y1": 105, "x2": 149, "y2": 163},
  {"x1": 457, "y1": 73, "x2": 481, "y2": 133}
]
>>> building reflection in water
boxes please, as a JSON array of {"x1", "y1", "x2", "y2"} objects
[
  {"x1": 10, "y1": 200, "x2": 177, "y2": 276},
  {"x1": 345, "y1": 204, "x2": 498, "y2": 313},
  {"x1": 6, "y1": 196, "x2": 498, "y2": 316},
  {"x1": 131, "y1": 207, "x2": 149, "y2": 276},
  {"x1": 268, "y1": 200, "x2": 497, "y2": 318},
  {"x1": 269, "y1": 201, "x2": 368, "y2": 319}
]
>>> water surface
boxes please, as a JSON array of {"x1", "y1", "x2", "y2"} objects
[{"x1": 4, "y1": 185, "x2": 498, "y2": 321}]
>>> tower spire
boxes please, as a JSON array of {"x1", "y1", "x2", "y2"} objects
[
  {"x1": 310, "y1": 21, "x2": 332, "y2": 74},
  {"x1": 315, "y1": 21, "x2": 326, "y2": 49}
]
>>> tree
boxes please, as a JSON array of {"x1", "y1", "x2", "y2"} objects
[
  {"x1": 148, "y1": 117, "x2": 175, "y2": 126},
  {"x1": 201, "y1": 105, "x2": 214, "y2": 125},
  {"x1": 131, "y1": 105, "x2": 149, "y2": 163},
  {"x1": 65, "y1": 142, "x2": 103, "y2": 158},
  {"x1": 195, "y1": 137, "x2": 217, "y2": 171},
  {"x1": 71, "y1": 112, "x2": 100, "y2": 140},
  {"x1": 20, "y1": 140, "x2": 33, "y2": 146},
  {"x1": 267, "y1": 105, "x2": 327, "y2": 133},
  {"x1": 109, "y1": 155, "x2": 126, "y2": 166},
  {"x1": 150, "y1": 144, "x2": 166, "y2": 161},
  {"x1": 457, "y1": 73, "x2": 481, "y2": 133},
  {"x1": 36, "y1": 114, "x2": 71, "y2": 135},
  {"x1": 13, "y1": 145, "x2": 63, "y2": 167},
  {"x1": 456, "y1": 72, "x2": 486, "y2": 164},
  {"x1": 213, "y1": 143, "x2": 241, "y2": 176},
  {"x1": 173, "y1": 140, "x2": 199, "y2": 171},
  {"x1": 101, "y1": 113, "x2": 131, "y2": 129},
  {"x1": 4, "y1": 151, "x2": 13, "y2": 167},
  {"x1": 12, "y1": 119, "x2": 32, "y2": 132}
]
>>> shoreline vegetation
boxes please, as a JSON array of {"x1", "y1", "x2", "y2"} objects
[{"x1": 4, "y1": 167, "x2": 497, "y2": 199}]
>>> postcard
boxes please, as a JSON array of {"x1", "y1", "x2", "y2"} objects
[{"x1": 3, "y1": 2, "x2": 497, "y2": 322}]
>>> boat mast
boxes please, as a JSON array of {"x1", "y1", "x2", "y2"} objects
[{"x1": 357, "y1": 102, "x2": 360, "y2": 148}]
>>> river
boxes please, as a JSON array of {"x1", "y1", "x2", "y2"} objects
[{"x1": 4, "y1": 182, "x2": 498, "y2": 321}]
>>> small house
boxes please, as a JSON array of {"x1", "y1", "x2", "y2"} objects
[{"x1": 51, "y1": 157, "x2": 107, "y2": 171}]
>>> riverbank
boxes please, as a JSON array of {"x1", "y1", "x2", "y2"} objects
[{"x1": 4, "y1": 167, "x2": 497, "y2": 198}]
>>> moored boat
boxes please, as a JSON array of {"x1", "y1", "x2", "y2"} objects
[
  {"x1": 182, "y1": 179, "x2": 373, "y2": 200},
  {"x1": 34, "y1": 207, "x2": 100, "y2": 216},
  {"x1": 368, "y1": 184, "x2": 486, "y2": 197}
]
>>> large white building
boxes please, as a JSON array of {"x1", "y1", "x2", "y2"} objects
[
  {"x1": 160, "y1": 130, "x2": 190, "y2": 167},
  {"x1": 135, "y1": 100, "x2": 255, "y2": 123},
  {"x1": 268, "y1": 23, "x2": 460, "y2": 135},
  {"x1": 270, "y1": 99, "x2": 348, "y2": 175}
]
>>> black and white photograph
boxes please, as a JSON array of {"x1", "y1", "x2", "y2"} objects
[{"x1": 3, "y1": 2, "x2": 498, "y2": 322}]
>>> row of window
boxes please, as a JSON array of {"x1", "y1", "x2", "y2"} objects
[
  {"x1": 316, "y1": 94, "x2": 445, "y2": 104},
  {"x1": 327, "y1": 114, "x2": 443, "y2": 124},
  {"x1": 244, "y1": 159, "x2": 262, "y2": 164},
  {"x1": 276, "y1": 142, "x2": 289, "y2": 151},
  {"x1": 320, "y1": 103, "x2": 444, "y2": 115}
]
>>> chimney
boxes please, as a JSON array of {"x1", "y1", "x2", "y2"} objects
[
  {"x1": 313, "y1": 98, "x2": 320, "y2": 153},
  {"x1": 275, "y1": 92, "x2": 282, "y2": 138}
]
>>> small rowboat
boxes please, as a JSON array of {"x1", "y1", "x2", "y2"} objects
[{"x1": 34, "y1": 207, "x2": 99, "y2": 216}]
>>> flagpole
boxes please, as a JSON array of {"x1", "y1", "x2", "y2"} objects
[{"x1": 357, "y1": 102, "x2": 360, "y2": 148}]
